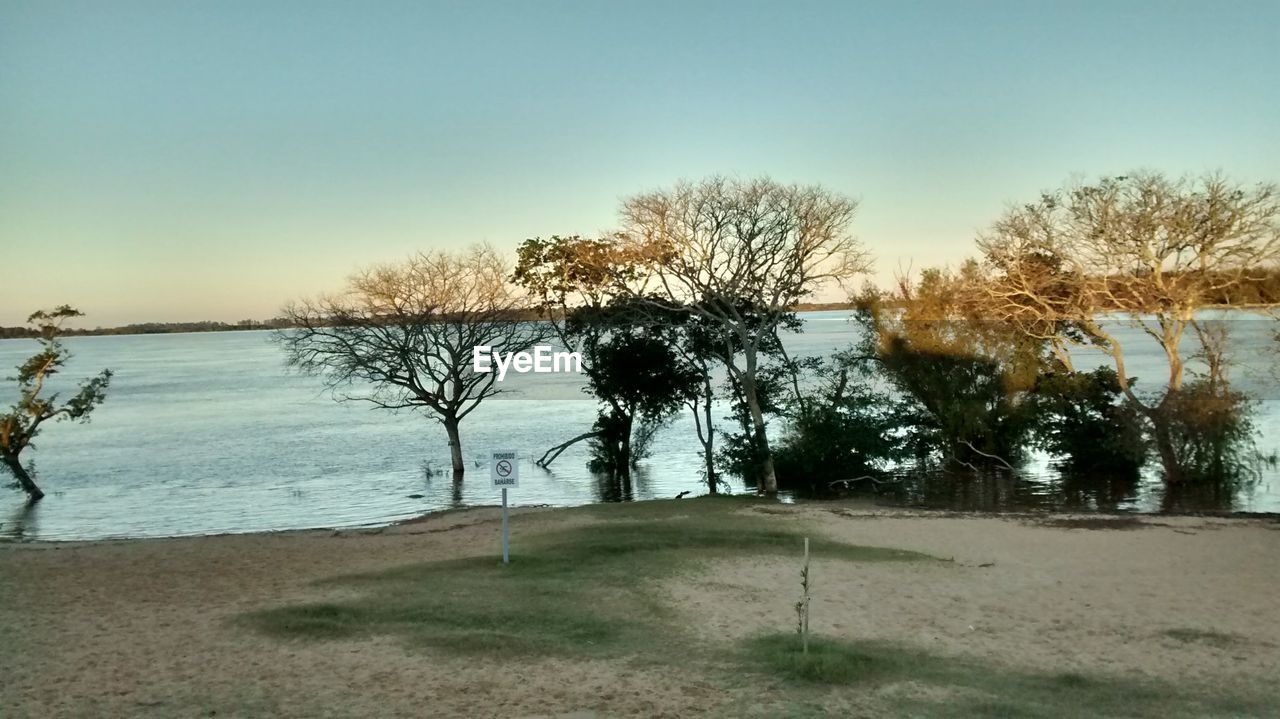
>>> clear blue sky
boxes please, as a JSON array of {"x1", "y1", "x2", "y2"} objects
[{"x1": 2, "y1": 0, "x2": 1277, "y2": 326}]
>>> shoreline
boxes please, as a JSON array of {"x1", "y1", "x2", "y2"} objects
[
  {"x1": 5, "y1": 496, "x2": 1279, "y2": 547},
  {"x1": 3, "y1": 304, "x2": 1276, "y2": 341}
]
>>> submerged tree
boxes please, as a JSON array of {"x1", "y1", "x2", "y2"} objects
[
  {"x1": 977, "y1": 172, "x2": 1280, "y2": 482},
  {"x1": 513, "y1": 236, "x2": 699, "y2": 480},
  {"x1": 576, "y1": 306, "x2": 699, "y2": 477},
  {"x1": 1, "y1": 306, "x2": 112, "y2": 502},
  {"x1": 615, "y1": 176, "x2": 871, "y2": 493},
  {"x1": 771, "y1": 357, "x2": 900, "y2": 493},
  {"x1": 856, "y1": 267, "x2": 1043, "y2": 468},
  {"x1": 1029, "y1": 366, "x2": 1148, "y2": 475},
  {"x1": 277, "y1": 245, "x2": 549, "y2": 479},
  {"x1": 712, "y1": 309, "x2": 807, "y2": 489},
  {"x1": 673, "y1": 312, "x2": 737, "y2": 493},
  {"x1": 717, "y1": 342, "x2": 790, "y2": 487}
]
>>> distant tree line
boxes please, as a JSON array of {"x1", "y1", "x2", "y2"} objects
[
  {"x1": 3, "y1": 274, "x2": 1274, "y2": 342},
  {"x1": 0, "y1": 318, "x2": 295, "y2": 339}
]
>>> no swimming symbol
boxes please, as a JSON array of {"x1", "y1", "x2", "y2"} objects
[{"x1": 490, "y1": 450, "x2": 519, "y2": 488}]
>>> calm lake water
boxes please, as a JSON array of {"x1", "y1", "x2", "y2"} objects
[{"x1": 2, "y1": 311, "x2": 1277, "y2": 541}]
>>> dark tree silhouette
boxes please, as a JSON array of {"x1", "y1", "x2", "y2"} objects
[{"x1": 513, "y1": 237, "x2": 700, "y2": 479}]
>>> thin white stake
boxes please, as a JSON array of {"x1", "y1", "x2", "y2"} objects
[{"x1": 501, "y1": 487, "x2": 510, "y2": 564}]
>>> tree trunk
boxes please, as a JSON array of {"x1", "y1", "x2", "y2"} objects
[
  {"x1": 3, "y1": 455, "x2": 44, "y2": 502},
  {"x1": 450, "y1": 475, "x2": 464, "y2": 508},
  {"x1": 701, "y1": 382, "x2": 717, "y2": 494},
  {"x1": 618, "y1": 412, "x2": 633, "y2": 479},
  {"x1": 703, "y1": 444, "x2": 717, "y2": 494},
  {"x1": 739, "y1": 352, "x2": 778, "y2": 494},
  {"x1": 1150, "y1": 415, "x2": 1184, "y2": 485},
  {"x1": 689, "y1": 373, "x2": 718, "y2": 494},
  {"x1": 443, "y1": 416, "x2": 465, "y2": 479}
]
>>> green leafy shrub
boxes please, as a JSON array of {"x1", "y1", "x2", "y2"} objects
[
  {"x1": 773, "y1": 380, "x2": 899, "y2": 493},
  {"x1": 1156, "y1": 379, "x2": 1258, "y2": 484},
  {"x1": 874, "y1": 337, "x2": 1037, "y2": 468},
  {"x1": 1030, "y1": 366, "x2": 1147, "y2": 474}
]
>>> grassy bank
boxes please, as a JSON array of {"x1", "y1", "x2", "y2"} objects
[
  {"x1": 740, "y1": 634, "x2": 1268, "y2": 718},
  {"x1": 246, "y1": 497, "x2": 930, "y2": 656},
  {"x1": 242, "y1": 497, "x2": 1272, "y2": 717}
]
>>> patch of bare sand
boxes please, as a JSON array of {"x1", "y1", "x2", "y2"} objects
[
  {"x1": 1, "y1": 507, "x2": 716, "y2": 718},
  {"x1": 3, "y1": 503, "x2": 1278, "y2": 717},
  {"x1": 667, "y1": 506, "x2": 1280, "y2": 691}
]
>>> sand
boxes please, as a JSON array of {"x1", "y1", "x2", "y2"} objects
[{"x1": 2, "y1": 503, "x2": 1277, "y2": 718}]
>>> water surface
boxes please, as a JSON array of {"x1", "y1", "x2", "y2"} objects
[{"x1": 2, "y1": 311, "x2": 1276, "y2": 540}]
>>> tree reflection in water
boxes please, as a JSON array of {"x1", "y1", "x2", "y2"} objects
[
  {"x1": 2, "y1": 500, "x2": 39, "y2": 541},
  {"x1": 809, "y1": 465, "x2": 1261, "y2": 514}
]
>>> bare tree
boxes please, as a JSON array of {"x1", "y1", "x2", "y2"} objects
[
  {"x1": 1, "y1": 306, "x2": 112, "y2": 502},
  {"x1": 615, "y1": 177, "x2": 871, "y2": 493},
  {"x1": 976, "y1": 172, "x2": 1280, "y2": 481},
  {"x1": 277, "y1": 244, "x2": 550, "y2": 479}
]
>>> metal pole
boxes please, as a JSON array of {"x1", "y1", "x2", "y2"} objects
[{"x1": 501, "y1": 487, "x2": 509, "y2": 564}]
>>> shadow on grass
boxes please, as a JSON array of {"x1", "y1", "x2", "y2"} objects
[
  {"x1": 1161, "y1": 627, "x2": 1244, "y2": 648},
  {"x1": 243, "y1": 496, "x2": 932, "y2": 658},
  {"x1": 742, "y1": 633, "x2": 1272, "y2": 719}
]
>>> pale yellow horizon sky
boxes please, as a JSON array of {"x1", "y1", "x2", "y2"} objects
[{"x1": 4, "y1": 1, "x2": 1277, "y2": 327}]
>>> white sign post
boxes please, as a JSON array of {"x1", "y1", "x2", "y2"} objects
[{"x1": 490, "y1": 450, "x2": 519, "y2": 564}]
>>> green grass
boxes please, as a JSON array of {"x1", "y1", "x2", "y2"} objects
[
  {"x1": 741, "y1": 633, "x2": 1271, "y2": 719},
  {"x1": 244, "y1": 498, "x2": 1272, "y2": 717},
  {"x1": 1161, "y1": 627, "x2": 1243, "y2": 648},
  {"x1": 244, "y1": 496, "x2": 930, "y2": 657},
  {"x1": 744, "y1": 633, "x2": 909, "y2": 685}
]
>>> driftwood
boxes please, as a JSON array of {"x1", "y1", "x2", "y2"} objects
[
  {"x1": 958, "y1": 441, "x2": 1017, "y2": 471},
  {"x1": 828, "y1": 475, "x2": 897, "y2": 488},
  {"x1": 536, "y1": 431, "x2": 602, "y2": 468}
]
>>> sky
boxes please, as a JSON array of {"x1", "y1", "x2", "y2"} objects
[{"x1": 2, "y1": 0, "x2": 1278, "y2": 327}]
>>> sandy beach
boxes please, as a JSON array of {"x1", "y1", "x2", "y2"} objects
[{"x1": 2, "y1": 502, "x2": 1278, "y2": 718}]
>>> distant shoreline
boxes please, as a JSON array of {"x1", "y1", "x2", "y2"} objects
[
  {"x1": 0, "y1": 320, "x2": 288, "y2": 340},
  {"x1": 1, "y1": 302, "x2": 1275, "y2": 341},
  {"x1": 0, "y1": 308, "x2": 843, "y2": 339}
]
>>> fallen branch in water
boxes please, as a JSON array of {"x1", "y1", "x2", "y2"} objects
[
  {"x1": 959, "y1": 441, "x2": 1017, "y2": 471},
  {"x1": 828, "y1": 475, "x2": 898, "y2": 488},
  {"x1": 536, "y1": 431, "x2": 602, "y2": 468}
]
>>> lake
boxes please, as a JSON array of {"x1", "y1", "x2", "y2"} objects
[{"x1": 2, "y1": 311, "x2": 1277, "y2": 541}]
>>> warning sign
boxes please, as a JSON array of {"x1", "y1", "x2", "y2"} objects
[{"x1": 490, "y1": 450, "x2": 519, "y2": 488}]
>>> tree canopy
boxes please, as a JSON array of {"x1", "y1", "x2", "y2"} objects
[
  {"x1": 277, "y1": 244, "x2": 551, "y2": 478},
  {"x1": 2, "y1": 306, "x2": 113, "y2": 501}
]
